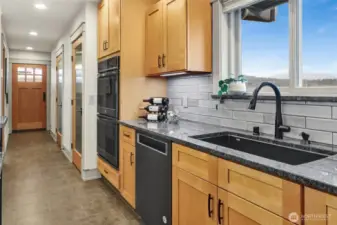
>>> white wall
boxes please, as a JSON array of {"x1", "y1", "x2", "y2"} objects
[
  {"x1": 50, "y1": 2, "x2": 98, "y2": 178},
  {"x1": 9, "y1": 50, "x2": 51, "y2": 61}
]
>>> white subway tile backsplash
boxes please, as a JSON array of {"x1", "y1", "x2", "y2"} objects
[
  {"x1": 263, "y1": 114, "x2": 305, "y2": 128},
  {"x1": 284, "y1": 127, "x2": 333, "y2": 145},
  {"x1": 221, "y1": 119, "x2": 247, "y2": 130},
  {"x1": 233, "y1": 111, "x2": 264, "y2": 123},
  {"x1": 306, "y1": 118, "x2": 337, "y2": 132},
  {"x1": 167, "y1": 76, "x2": 337, "y2": 145},
  {"x1": 247, "y1": 122, "x2": 274, "y2": 135},
  {"x1": 169, "y1": 98, "x2": 182, "y2": 106},
  {"x1": 283, "y1": 104, "x2": 331, "y2": 118},
  {"x1": 333, "y1": 107, "x2": 337, "y2": 119},
  {"x1": 334, "y1": 133, "x2": 337, "y2": 145}
]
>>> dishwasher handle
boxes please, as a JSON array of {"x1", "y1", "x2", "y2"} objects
[{"x1": 137, "y1": 133, "x2": 168, "y2": 155}]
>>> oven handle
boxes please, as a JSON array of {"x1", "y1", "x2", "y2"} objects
[
  {"x1": 97, "y1": 115, "x2": 118, "y2": 123},
  {"x1": 137, "y1": 133, "x2": 168, "y2": 156}
]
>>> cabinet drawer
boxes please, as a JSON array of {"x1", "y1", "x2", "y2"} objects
[
  {"x1": 172, "y1": 143, "x2": 218, "y2": 185},
  {"x1": 120, "y1": 125, "x2": 135, "y2": 146},
  {"x1": 218, "y1": 189, "x2": 295, "y2": 225},
  {"x1": 98, "y1": 157, "x2": 120, "y2": 189},
  {"x1": 218, "y1": 159, "x2": 302, "y2": 223}
]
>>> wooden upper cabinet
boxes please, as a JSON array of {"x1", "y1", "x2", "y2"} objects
[
  {"x1": 98, "y1": 0, "x2": 109, "y2": 58},
  {"x1": 218, "y1": 189, "x2": 294, "y2": 225},
  {"x1": 146, "y1": 1, "x2": 164, "y2": 75},
  {"x1": 172, "y1": 166, "x2": 217, "y2": 225},
  {"x1": 97, "y1": 0, "x2": 120, "y2": 59},
  {"x1": 146, "y1": 0, "x2": 212, "y2": 76},
  {"x1": 305, "y1": 187, "x2": 337, "y2": 225},
  {"x1": 107, "y1": 0, "x2": 120, "y2": 55}
]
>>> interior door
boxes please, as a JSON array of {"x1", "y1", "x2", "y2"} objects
[
  {"x1": 12, "y1": 64, "x2": 46, "y2": 131},
  {"x1": 98, "y1": 0, "x2": 109, "y2": 58},
  {"x1": 164, "y1": 0, "x2": 187, "y2": 72},
  {"x1": 172, "y1": 166, "x2": 218, "y2": 225},
  {"x1": 146, "y1": 1, "x2": 164, "y2": 75},
  {"x1": 72, "y1": 37, "x2": 83, "y2": 171},
  {"x1": 56, "y1": 54, "x2": 63, "y2": 146}
]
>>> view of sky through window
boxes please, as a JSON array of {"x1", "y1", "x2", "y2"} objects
[{"x1": 242, "y1": 0, "x2": 337, "y2": 87}]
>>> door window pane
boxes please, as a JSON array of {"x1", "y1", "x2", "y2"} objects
[
  {"x1": 35, "y1": 75, "x2": 42, "y2": 82},
  {"x1": 26, "y1": 75, "x2": 34, "y2": 82},
  {"x1": 35, "y1": 68, "x2": 42, "y2": 75},
  {"x1": 26, "y1": 68, "x2": 34, "y2": 75},
  {"x1": 302, "y1": 1, "x2": 337, "y2": 87},
  {"x1": 242, "y1": 3, "x2": 289, "y2": 89},
  {"x1": 17, "y1": 67, "x2": 25, "y2": 75},
  {"x1": 18, "y1": 75, "x2": 25, "y2": 82}
]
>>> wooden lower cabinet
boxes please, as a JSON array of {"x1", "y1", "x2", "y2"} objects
[
  {"x1": 218, "y1": 188, "x2": 294, "y2": 225},
  {"x1": 305, "y1": 187, "x2": 337, "y2": 225},
  {"x1": 97, "y1": 157, "x2": 120, "y2": 189},
  {"x1": 172, "y1": 166, "x2": 218, "y2": 225},
  {"x1": 120, "y1": 140, "x2": 136, "y2": 208}
]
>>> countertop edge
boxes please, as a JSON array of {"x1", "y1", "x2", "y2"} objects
[{"x1": 119, "y1": 120, "x2": 337, "y2": 196}]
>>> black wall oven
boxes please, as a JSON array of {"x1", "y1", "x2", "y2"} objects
[{"x1": 97, "y1": 56, "x2": 120, "y2": 169}]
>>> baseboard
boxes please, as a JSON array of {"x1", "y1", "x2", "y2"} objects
[
  {"x1": 82, "y1": 168, "x2": 101, "y2": 181},
  {"x1": 61, "y1": 145, "x2": 72, "y2": 163},
  {"x1": 50, "y1": 131, "x2": 57, "y2": 142}
]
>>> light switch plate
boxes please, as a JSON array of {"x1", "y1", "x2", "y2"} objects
[{"x1": 183, "y1": 96, "x2": 188, "y2": 108}]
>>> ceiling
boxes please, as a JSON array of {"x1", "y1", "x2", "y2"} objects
[{"x1": 1, "y1": 0, "x2": 97, "y2": 52}]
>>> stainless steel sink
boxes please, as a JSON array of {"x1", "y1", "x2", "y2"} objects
[{"x1": 191, "y1": 132, "x2": 334, "y2": 165}]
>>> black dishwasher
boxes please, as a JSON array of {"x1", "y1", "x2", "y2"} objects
[{"x1": 136, "y1": 132, "x2": 172, "y2": 225}]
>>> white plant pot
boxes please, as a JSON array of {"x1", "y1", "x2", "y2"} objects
[{"x1": 228, "y1": 82, "x2": 247, "y2": 95}]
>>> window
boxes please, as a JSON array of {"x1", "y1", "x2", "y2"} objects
[
  {"x1": 302, "y1": 1, "x2": 337, "y2": 87},
  {"x1": 214, "y1": 0, "x2": 337, "y2": 94},
  {"x1": 242, "y1": 3, "x2": 289, "y2": 89}
]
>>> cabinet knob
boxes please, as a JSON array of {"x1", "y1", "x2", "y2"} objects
[
  {"x1": 130, "y1": 152, "x2": 134, "y2": 165},
  {"x1": 158, "y1": 55, "x2": 162, "y2": 68}
]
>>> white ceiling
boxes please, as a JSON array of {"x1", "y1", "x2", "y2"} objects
[{"x1": 1, "y1": 0, "x2": 96, "y2": 52}]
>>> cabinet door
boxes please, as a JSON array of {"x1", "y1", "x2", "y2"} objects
[
  {"x1": 163, "y1": 0, "x2": 187, "y2": 72},
  {"x1": 172, "y1": 166, "x2": 217, "y2": 225},
  {"x1": 145, "y1": 1, "x2": 164, "y2": 75},
  {"x1": 218, "y1": 188, "x2": 294, "y2": 225},
  {"x1": 305, "y1": 187, "x2": 337, "y2": 225},
  {"x1": 98, "y1": 0, "x2": 109, "y2": 59},
  {"x1": 120, "y1": 141, "x2": 136, "y2": 208},
  {"x1": 107, "y1": 0, "x2": 120, "y2": 55}
]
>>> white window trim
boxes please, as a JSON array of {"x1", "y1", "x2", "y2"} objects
[{"x1": 212, "y1": 0, "x2": 337, "y2": 96}]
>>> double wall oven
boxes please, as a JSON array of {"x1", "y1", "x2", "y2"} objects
[{"x1": 97, "y1": 56, "x2": 120, "y2": 169}]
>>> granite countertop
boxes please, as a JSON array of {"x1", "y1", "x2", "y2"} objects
[{"x1": 120, "y1": 119, "x2": 337, "y2": 196}]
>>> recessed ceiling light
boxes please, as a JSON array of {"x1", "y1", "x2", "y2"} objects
[
  {"x1": 29, "y1": 31, "x2": 38, "y2": 36},
  {"x1": 34, "y1": 3, "x2": 47, "y2": 10},
  {"x1": 26, "y1": 47, "x2": 33, "y2": 50}
]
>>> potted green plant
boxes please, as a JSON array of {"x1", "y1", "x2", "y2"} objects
[{"x1": 218, "y1": 74, "x2": 248, "y2": 96}]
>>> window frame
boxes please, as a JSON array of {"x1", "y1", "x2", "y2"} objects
[{"x1": 212, "y1": 0, "x2": 337, "y2": 96}]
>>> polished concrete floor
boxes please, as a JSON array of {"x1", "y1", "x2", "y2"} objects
[{"x1": 3, "y1": 131, "x2": 140, "y2": 225}]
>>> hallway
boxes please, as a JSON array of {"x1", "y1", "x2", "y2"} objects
[{"x1": 2, "y1": 131, "x2": 140, "y2": 225}]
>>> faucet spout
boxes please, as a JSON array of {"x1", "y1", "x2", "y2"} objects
[{"x1": 248, "y1": 82, "x2": 290, "y2": 139}]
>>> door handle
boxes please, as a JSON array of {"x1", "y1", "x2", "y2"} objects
[
  {"x1": 218, "y1": 199, "x2": 224, "y2": 224},
  {"x1": 103, "y1": 41, "x2": 106, "y2": 50},
  {"x1": 162, "y1": 54, "x2": 166, "y2": 67},
  {"x1": 43, "y1": 92, "x2": 46, "y2": 102},
  {"x1": 208, "y1": 194, "x2": 213, "y2": 218},
  {"x1": 105, "y1": 41, "x2": 109, "y2": 50},
  {"x1": 158, "y1": 55, "x2": 162, "y2": 68}
]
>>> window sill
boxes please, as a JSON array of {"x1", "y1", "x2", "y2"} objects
[{"x1": 211, "y1": 94, "x2": 337, "y2": 103}]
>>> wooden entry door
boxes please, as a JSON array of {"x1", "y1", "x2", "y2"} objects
[{"x1": 12, "y1": 64, "x2": 47, "y2": 131}]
